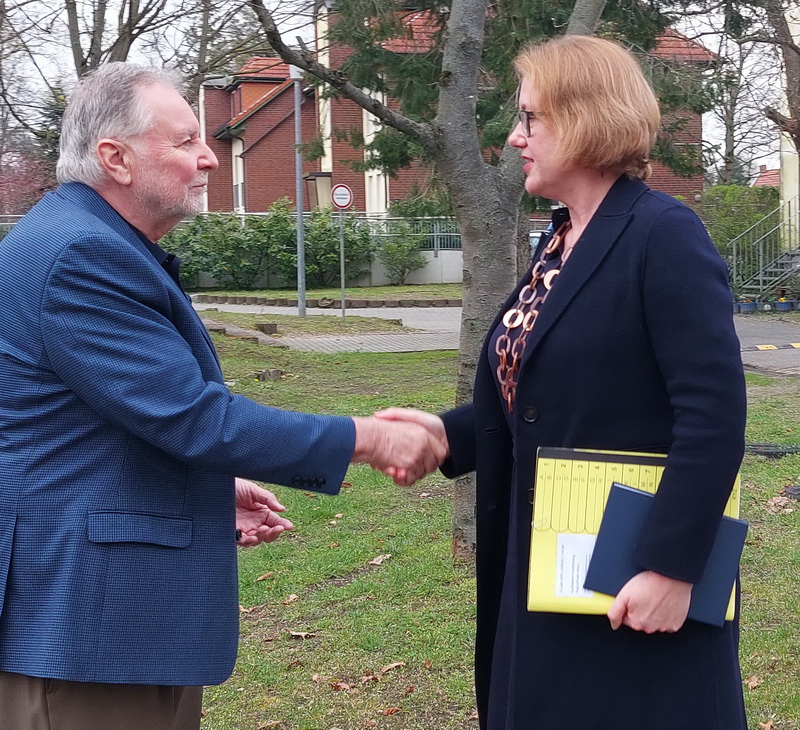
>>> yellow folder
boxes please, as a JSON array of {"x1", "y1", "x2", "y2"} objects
[{"x1": 527, "y1": 447, "x2": 740, "y2": 620}]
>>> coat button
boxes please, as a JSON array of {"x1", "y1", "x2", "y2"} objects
[{"x1": 522, "y1": 407, "x2": 539, "y2": 423}]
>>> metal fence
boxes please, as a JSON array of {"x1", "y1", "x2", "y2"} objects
[
  {"x1": 0, "y1": 215, "x2": 22, "y2": 238},
  {"x1": 0, "y1": 210, "x2": 554, "y2": 253},
  {"x1": 726, "y1": 195, "x2": 800, "y2": 298},
  {"x1": 192, "y1": 211, "x2": 552, "y2": 254}
]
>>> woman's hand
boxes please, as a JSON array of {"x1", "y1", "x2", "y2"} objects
[
  {"x1": 235, "y1": 478, "x2": 293, "y2": 547},
  {"x1": 607, "y1": 570, "x2": 692, "y2": 633}
]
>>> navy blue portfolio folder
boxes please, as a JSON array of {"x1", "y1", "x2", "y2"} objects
[{"x1": 583, "y1": 483, "x2": 748, "y2": 627}]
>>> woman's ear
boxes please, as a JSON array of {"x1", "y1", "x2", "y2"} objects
[{"x1": 96, "y1": 138, "x2": 134, "y2": 186}]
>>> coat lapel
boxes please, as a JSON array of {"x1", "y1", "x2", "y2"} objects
[{"x1": 516, "y1": 176, "x2": 647, "y2": 368}]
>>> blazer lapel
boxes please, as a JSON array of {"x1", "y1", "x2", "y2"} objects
[{"x1": 57, "y1": 183, "x2": 222, "y2": 368}]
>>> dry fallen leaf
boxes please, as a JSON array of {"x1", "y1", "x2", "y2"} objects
[
  {"x1": 335, "y1": 513, "x2": 344, "y2": 519},
  {"x1": 419, "y1": 492, "x2": 432, "y2": 498},
  {"x1": 239, "y1": 604, "x2": 253, "y2": 614},
  {"x1": 377, "y1": 661, "x2": 406, "y2": 678},
  {"x1": 282, "y1": 594, "x2": 299, "y2": 605},
  {"x1": 255, "y1": 572, "x2": 273, "y2": 582},
  {"x1": 368, "y1": 553, "x2": 392, "y2": 566},
  {"x1": 766, "y1": 496, "x2": 794, "y2": 514},
  {"x1": 361, "y1": 671, "x2": 377, "y2": 684},
  {"x1": 330, "y1": 681, "x2": 351, "y2": 691},
  {"x1": 468, "y1": 710, "x2": 479, "y2": 721},
  {"x1": 404, "y1": 685, "x2": 415, "y2": 695},
  {"x1": 288, "y1": 631, "x2": 316, "y2": 640},
  {"x1": 312, "y1": 673, "x2": 324, "y2": 684},
  {"x1": 380, "y1": 708, "x2": 401, "y2": 716},
  {"x1": 263, "y1": 635, "x2": 276, "y2": 642},
  {"x1": 758, "y1": 721, "x2": 774, "y2": 730},
  {"x1": 329, "y1": 542, "x2": 340, "y2": 548},
  {"x1": 329, "y1": 520, "x2": 338, "y2": 525},
  {"x1": 363, "y1": 721, "x2": 377, "y2": 728},
  {"x1": 746, "y1": 675, "x2": 763, "y2": 690},
  {"x1": 424, "y1": 660, "x2": 432, "y2": 669},
  {"x1": 303, "y1": 492, "x2": 318, "y2": 498},
  {"x1": 342, "y1": 481, "x2": 352, "y2": 488}
]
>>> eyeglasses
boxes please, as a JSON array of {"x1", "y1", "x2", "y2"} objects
[{"x1": 517, "y1": 109, "x2": 541, "y2": 137}]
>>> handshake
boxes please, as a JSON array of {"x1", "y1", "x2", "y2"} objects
[
  {"x1": 352, "y1": 408, "x2": 449, "y2": 486},
  {"x1": 235, "y1": 408, "x2": 448, "y2": 548}
]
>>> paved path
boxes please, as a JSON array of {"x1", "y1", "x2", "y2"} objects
[
  {"x1": 195, "y1": 302, "x2": 461, "y2": 353},
  {"x1": 194, "y1": 301, "x2": 800, "y2": 375},
  {"x1": 734, "y1": 316, "x2": 800, "y2": 376}
]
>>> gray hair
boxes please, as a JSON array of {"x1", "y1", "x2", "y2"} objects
[{"x1": 56, "y1": 63, "x2": 185, "y2": 187}]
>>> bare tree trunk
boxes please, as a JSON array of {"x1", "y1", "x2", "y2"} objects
[
  {"x1": 247, "y1": 0, "x2": 602, "y2": 557},
  {"x1": 566, "y1": 0, "x2": 607, "y2": 36}
]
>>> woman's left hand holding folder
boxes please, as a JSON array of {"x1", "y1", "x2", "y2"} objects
[{"x1": 607, "y1": 571, "x2": 692, "y2": 633}]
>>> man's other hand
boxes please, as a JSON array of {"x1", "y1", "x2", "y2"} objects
[{"x1": 235, "y1": 478, "x2": 294, "y2": 546}]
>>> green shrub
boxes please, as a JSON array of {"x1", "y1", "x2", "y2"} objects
[
  {"x1": 376, "y1": 220, "x2": 427, "y2": 285},
  {"x1": 161, "y1": 200, "x2": 374, "y2": 290},
  {"x1": 163, "y1": 213, "x2": 267, "y2": 290},
  {"x1": 697, "y1": 185, "x2": 780, "y2": 258},
  {"x1": 267, "y1": 206, "x2": 374, "y2": 288}
]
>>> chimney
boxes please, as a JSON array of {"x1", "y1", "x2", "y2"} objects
[{"x1": 759, "y1": 164, "x2": 767, "y2": 173}]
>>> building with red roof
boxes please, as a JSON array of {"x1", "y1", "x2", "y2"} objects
[
  {"x1": 199, "y1": 19, "x2": 715, "y2": 215},
  {"x1": 752, "y1": 164, "x2": 781, "y2": 188}
]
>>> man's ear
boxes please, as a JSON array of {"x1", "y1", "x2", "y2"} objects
[{"x1": 96, "y1": 138, "x2": 134, "y2": 186}]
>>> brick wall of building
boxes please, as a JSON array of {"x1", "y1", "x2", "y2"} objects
[
  {"x1": 204, "y1": 88, "x2": 234, "y2": 211},
  {"x1": 327, "y1": 97, "x2": 369, "y2": 210},
  {"x1": 648, "y1": 114, "x2": 704, "y2": 204},
  {"x1": 238, "y1": 87, "x2": 319, "y2": 212}
]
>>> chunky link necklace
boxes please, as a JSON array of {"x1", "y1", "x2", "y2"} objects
[{"x1": 495, "y1": 221, "x2": 572, "y2": 413}]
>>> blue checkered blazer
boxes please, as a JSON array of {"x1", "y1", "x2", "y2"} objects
[{"x1": 0, "y1": 183, "x2": 355, "y2": 685}]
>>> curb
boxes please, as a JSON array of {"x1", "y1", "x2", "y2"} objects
[
  {"x1": 192, "y1": 294, "x2": 463, "y2": 308},
  {"x1": 741, "y1": 343, "x2": 800, "y2": 352}
]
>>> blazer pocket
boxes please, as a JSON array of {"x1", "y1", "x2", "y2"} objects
[{"x1": 87, "y1": 511, "x2": 192, "y2": 548}]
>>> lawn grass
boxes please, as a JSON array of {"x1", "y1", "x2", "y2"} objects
[
  {"x1": 740, "y1": 373, "x2": 800, "y2": 730},
  {"x1": 201, "y1": 336, "x2": 800, "y2": 730},
  {"x1": 191, "y1": 283, "x2": 464, "y2": 301}
]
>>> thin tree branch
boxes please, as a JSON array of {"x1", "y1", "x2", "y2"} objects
[{"x1": 246, "y1": 0, "x2": 435, "y2": 149}]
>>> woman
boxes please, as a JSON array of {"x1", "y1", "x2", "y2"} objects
[{"x1": 380, "y1": 35, "x2": 747, "y2": 729}]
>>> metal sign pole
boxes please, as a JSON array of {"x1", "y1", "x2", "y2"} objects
[
  {"x1": 330, "y1": 184, "x2": 353, "y2": 320},
  {"x1": 339, "y1": 210, "x2": 346, "y2": 319},
  {"x1": 290, "y1": 66, "x2": 306, "y2": 318}
]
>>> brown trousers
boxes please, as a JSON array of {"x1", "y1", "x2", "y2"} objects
[{"x1": 0, "y1": 671, "x2": 204, "y2": 730}]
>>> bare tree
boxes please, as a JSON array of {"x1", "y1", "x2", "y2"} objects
[
  {"x1": 759, "y1": 1, "x2": 799, "y2": 154},
  {"x1": 140, "y1": 0, "x2": 279, "y2": 103},
  {"x1": 686, "y1": 24, "x2": 781, "y2": 184}
]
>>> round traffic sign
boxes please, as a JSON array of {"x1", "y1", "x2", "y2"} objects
[{"x1": 331, "y1": 183, "x2": 353, "y2": 209}]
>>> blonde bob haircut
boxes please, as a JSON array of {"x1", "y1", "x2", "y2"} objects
[{"x1": 514, "y1": 35, "x2": 660, "y2": 180}]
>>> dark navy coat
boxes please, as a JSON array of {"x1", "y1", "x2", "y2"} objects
[
  {"x1": 0, "y1": 183, "x2": 355, "y2": 685},
  {"x1": 441, "y1": 176, "x2": 748, "y2": 729}
]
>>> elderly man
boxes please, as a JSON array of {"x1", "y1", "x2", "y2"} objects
[{"x1": 0, "y1": 63, "x2": 446, "y2": 730}]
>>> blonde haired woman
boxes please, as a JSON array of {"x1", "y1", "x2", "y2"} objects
[{"x1": 381, "y1": 35, "x2": 747, "y2": 729}]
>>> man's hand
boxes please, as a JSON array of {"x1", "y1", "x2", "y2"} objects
[
  {"x1": 607, "y1": 570, "x2": 693, "y2": 633},
  {"x1": 235, "y1": 478, "x2": 293, "y2": 547},
  {"x1": 352, "y1": 414, "x2": 448, "y2": 486}
]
